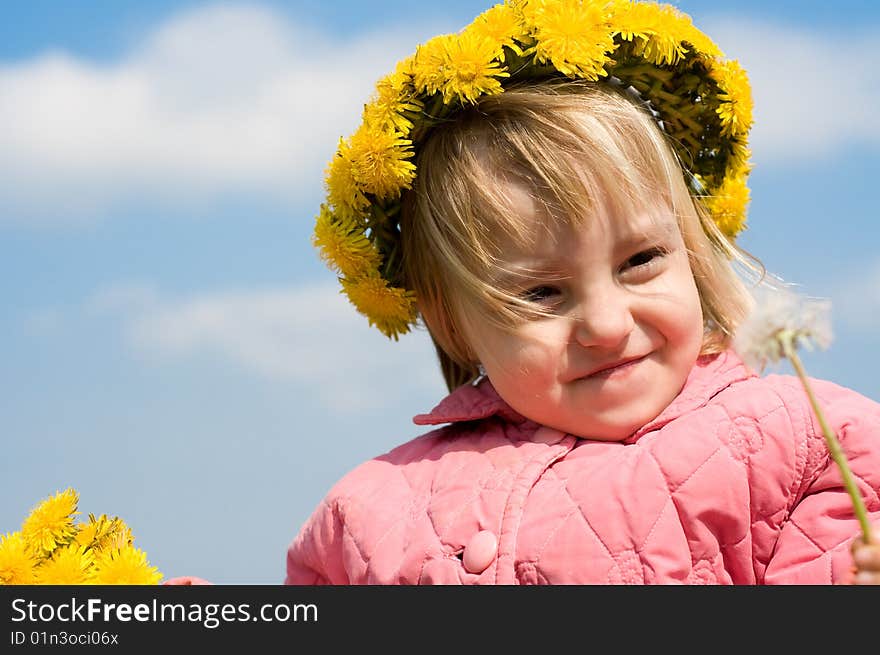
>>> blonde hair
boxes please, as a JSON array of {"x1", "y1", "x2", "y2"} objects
[{"x1": 401, "y1": 81, "x2": 762, "y2": 391}]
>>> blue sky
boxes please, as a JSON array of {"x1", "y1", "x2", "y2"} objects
[{"x1": 2, "y1": 1, "x2": 878, "y2": 584}]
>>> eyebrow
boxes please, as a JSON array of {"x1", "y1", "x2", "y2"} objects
[
  {"x1": 489, "y1": 261, "x2": 568, "y2": 289},
  {"x1": 613, "y1": 220, "x2": 679, "y2": 253}
]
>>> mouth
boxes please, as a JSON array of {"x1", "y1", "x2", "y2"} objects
[{"x1": 581, "y1": 355, "x2": 647, "y2": 379}]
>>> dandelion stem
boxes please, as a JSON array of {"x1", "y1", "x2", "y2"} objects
[{"x1": 779, "y1": 332, "x2": 873, "y2": 543}]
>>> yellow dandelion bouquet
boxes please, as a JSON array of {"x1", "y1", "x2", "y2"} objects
[
  {"x1": 313, "y1": 0, "x2": 753, "y2": 339},
  {"x1": 0, "y1": 488, "x2": 163, "y2": 585}
]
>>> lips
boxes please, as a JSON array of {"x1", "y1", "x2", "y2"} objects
[{"x1": 581, "y1": 355, "x2": 646, "y2": 379}]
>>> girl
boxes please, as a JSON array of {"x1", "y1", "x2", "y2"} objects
[{"x1": 174, "y1": 0, "x2": 880, "y2": 585}]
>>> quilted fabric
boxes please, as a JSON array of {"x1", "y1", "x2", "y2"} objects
[{"x1": 285, "y1": 350, "x2": 880, "y2": 584}]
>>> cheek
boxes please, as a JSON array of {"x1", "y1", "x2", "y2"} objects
[
  {"x1": 663, "y1": 262, "x2": 703, "y2": 333},
  {"x1": 682, "y1": 277, "x2": 704, "y2": 335},
  {"x1": 480, "y1": 327, "x2": 565, "y2": 381},
  {"x1": 666, "y1": 278, "x2": 704, "y2": 354}
]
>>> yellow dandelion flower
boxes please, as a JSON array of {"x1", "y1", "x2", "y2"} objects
[
  {"x1": 530, "y1": 0, "x2": 616, "y2": 79},
  {"x1": 98, "y1": 520, "x2": 132, "y2": 552},
  {"x1": 325, "y1": 144, "x2": 371, "y2": 222},
  {"x1": 440, "y1": 30, "x2": 510, "y2": 104},
  {"x1": 74, "y1": 514, "x2": 131, "y2": 552},
  {"x1": 412, "y1": 33, "x2": 456, "y2": 96},
  {"x1": 74, "y1": 514, "x2": 107, "y2": 548},
  {"x1": 609, "y1": 0, "x2": 722, "y2": 60},
  {"x1": 612, "y1": 1, "x2": 690, "y2": 65},
  {"x1": 712, "y1": 59, "x2": 753, "y2": 137},
  {"x1": 412, "y1": 32, "x2": 509, "y2": 104},
  {"x1": 0, "y1": 532, "x2": 37, "y2": 585},
  {"x1": 609, "y1": 0, "x2": 652, "y2": 42},
  {"x1": 313, "y1": 205, "x2": 382, "y2": 279},
  {"x1": 34, "y1": 543, "x2": 94, "y2": 585},
  {"x1": 21, "y1": 488, "x2": 79, "y2": 556},
  {"x1": 89, "y1": 544, "x2": 162, "y2": 585},
  {"x1": 341, "y1": 275, "x2": 418, "y2": 340},
  {"x1": 728, "y1": 142, "x2": 752, "y2": 178},
  {"x1": 466, "y1": 3, "x2": 528, "y2": 57},
  {"x1": 703, "y1": 175, "x2": 750, "y2": 237},
  {"x1": 363, "y1": 59, "x2": 424, "y2": 134},
  {"x1": 511, "y1": 0, "x2": 540, "y2": 26},
  {"x1": 348, "y1": 123, "x2": 416, "y2": 200}
]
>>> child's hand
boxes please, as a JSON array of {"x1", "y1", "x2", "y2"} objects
[
  {"x1": 851, "y1": 534, "x2": 880, "y2": 584},
  {"x1": 163, "y1": 575, "x2": 213, "y2": 585}
]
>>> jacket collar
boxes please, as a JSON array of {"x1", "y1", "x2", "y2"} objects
[
  {"x1": 413, "y1": 349, "x2": 755, "y2": 439},
  {"x1": 412, "y1": 375, "x2": 528, "y2": 427}
]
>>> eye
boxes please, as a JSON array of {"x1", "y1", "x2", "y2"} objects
[
  {"x1": 520, "y1": 285, "x2": 560, "y2": 304},
  {"x1": 624, "y1": 247, "x2": 667, "y2": 269}
]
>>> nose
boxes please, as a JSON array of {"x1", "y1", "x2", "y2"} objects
[{"x1": 571, "y1": 285, "x2": 635, "y2": 348}]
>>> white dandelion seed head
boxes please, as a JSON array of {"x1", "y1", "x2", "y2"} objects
[{"x1": 733, "y1": 283, "x2": 833, "y2": 373}]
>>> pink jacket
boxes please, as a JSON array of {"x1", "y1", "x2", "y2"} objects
[{"x1": 285, "y1": 350, "x2": 880, "y2": 584}]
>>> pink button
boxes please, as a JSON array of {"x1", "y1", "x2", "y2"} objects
[
  {"x1": 532, "y1": 426, "x2": 565, "y2": 445},
  {"x1": 462, "y1": 530, "x2": 498, "y2": 574}
]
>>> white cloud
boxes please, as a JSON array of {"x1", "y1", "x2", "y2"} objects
[
  {"x1": 0, "y1": 4, "x2": 454, "y2": 225},
  {"x1": 703, "y1": 19, "x2": 879, "y2": 165},
  {"x1": 88, "y1": 281, "x2": 445, "y2": 411}
]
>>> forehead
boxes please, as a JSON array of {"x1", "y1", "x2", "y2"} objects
[{"x1": 495, "y1": 176, "x2": 679, "y2": 262}]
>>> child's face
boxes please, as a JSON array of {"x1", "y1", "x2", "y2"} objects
[{"x1": 461, "y1": 181, "x2": 704, "y2": 441}]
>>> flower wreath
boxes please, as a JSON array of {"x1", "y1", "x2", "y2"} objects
[{"x1": 313, "y1": 0, "x2": 753, "y2": 339}]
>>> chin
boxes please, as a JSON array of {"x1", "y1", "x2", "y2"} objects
[
  {"x1": 558, "y1": 417, "x2": 640, "y2": 441},
  {"x1": 582, "y1": 425, "x2": 640, "y2": 442},
  {"x1": 568, "y1": 405, "x2": 662, "y2": 441}
]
